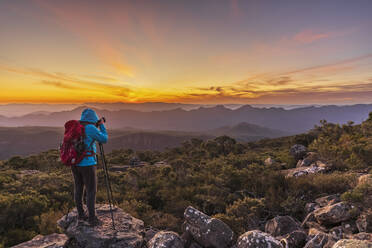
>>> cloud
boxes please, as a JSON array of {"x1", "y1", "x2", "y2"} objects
[
  {"x1": 293, "y1": 30, "x2": 331, "y2": 44},
  {"x1": 41, "y1": 80, "x2": 81, "y2": 90},
  {"x1": 285, "y1": 53, "x2": 372, "y2": 75},
  {"x1": 0, "y1": 63, "x2": 135, "y2": 99},
  {"x1": 293, "y1": 28, "x2": 357, "y2": 44},
  {"x1": 179, "y1": 80, "x2": 372, "y2": 104}
]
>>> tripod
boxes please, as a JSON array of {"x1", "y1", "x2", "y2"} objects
[{"x1": 99, "y1": 143, "x2": 116, "y2": 230}]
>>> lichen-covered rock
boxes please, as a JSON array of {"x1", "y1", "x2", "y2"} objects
[
  {"x1": 147, "y1": 231, "x2": 184, "y2": 248},
  {"x1": 183, "y1": 206, "x2": 234, "y2": 248},
  {"x1": 290, "y1": 144, "x2": 307, "y2": 160},
  {"x1": 315, "y1": 195, "x2": 341, "y2": 207},
  {"x1": 280, "y1": 230, "x2": 307, "y2": 248},
  {"x1": 237, "y1": 230, "x2": 282, "y2": 248},
  {"x1": 353, "y1": 233, "x2": 372, "y2": 241},
  {"x1": 57, "y1": 204, "x2": 144, "y2": 248},
  {"x1": 314, "y1": 202, "x2": 353, "y2": 225},
  {"x1": 285, "y1": 164, "x2": 327, "y2": 178},
  {"x1": 332, "y1": 239, "x2": 372, "y2": 248},
  {"x1": 265, "y1": 216, "x2": 301, "y2": 237},
  {"x1": 356, "y1": 211, "x2": 372, "y2": 233},
  {"x1": 11, "y1": 233, "x2": 68, "y2": 248},
  {"x1": 304, "y1": 230, "x2": 337, "y2": 248}
]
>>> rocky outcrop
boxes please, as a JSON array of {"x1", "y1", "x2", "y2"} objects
[
  {"x1": 265, "y1": 215, "x2": 302, "y2": 237},
  {"x1": 332, "y1": 239, "x2": 372, "y2": 248},
  {"x1": 286, "y1": 164, "x2": 327, "y2": 178},
  {"x1": 313, "y1": 202, "x2": 353, "y2": 226},
  {"x1": 290, "y1": 144, "x2": 307, "y2": 160},
  {"x1": 58, "y1": 204, "x2": 144, "y2": 248},
  {"x1": 11, "y1": 233, "x2": 68, "y2": 248},
  {"x1": 147, "y1": 231, "x2": 184, "y2": 248},
  {"x1": 183, "y1": 206, "x2": 235, "y2": 248},
  {"x1": 14, "y1": 200, "x2": 372, "y2": 248},
  {"x1": 237, "y1": 230, "x2": 282, "y2": 248}
]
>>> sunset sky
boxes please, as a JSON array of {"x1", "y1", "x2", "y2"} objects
[{"x1": 1, "y1": 0, "x2": 372, "y2": 104}]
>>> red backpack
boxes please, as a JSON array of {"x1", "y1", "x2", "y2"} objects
[{"x1": 60, "y1": 120, "x2": 90, "y2": 166}]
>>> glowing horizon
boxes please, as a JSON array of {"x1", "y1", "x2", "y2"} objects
[{"x1": 1, "y1": 0, "x2": 372, "y2": 104}]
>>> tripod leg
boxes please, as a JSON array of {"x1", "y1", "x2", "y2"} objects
[{"x1": 99, "y1": 143, "x2": 116, "y2": 230}]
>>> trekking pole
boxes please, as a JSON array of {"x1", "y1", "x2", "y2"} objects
[{"x1": 99, "y1": 142, "x2": 116, "y2": 230}]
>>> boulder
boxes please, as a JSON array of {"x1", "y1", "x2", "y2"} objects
[
  {"x1": 315, "y1": 195, "x2": 341, "y2": 207},
  {"x1": 290, "y1": 144, "x2": 307, "y2": 160},
  {"x1": 285, "y1": 164, "x2": 327, "y2": 178},
  {"x1": 264, "y1": 157, "x2": 275, "y2": 166},
  {"x1": 356, "y1": 211, "x2": 372, "y2": 233},
  {"x1": 265, "y1": 216, "x2": 301, "y2": 237},
  {"x1": 297, "y1": 152, "x2": 320, "y2": 167},
  {"x1": 314, "y1": 202, "x2": 353, "y2": 225},
  {"x1": 332, "y1": 239, "x2": 372, "y2": 248},
  {"x1": 353, "y1": 233, "x2": 372, "y2": 241},
  {"x1": 302, "y1": 212, "x2": 316, "y2": 228},
  {"x1": 11, "y1": 233, "x2": 68, "y2": 248},
  {"x1": 305, "y1": 203, "x2": 320, "y2": 214},
  {"x1": 57, "y1": 204, "x2": 144, "y2": 248},
  {"x1": 237, "y1": 230, "x2": 282, "y2": 248},
  {"x1": 280, "y1": 230, "x2": 307, "y2": 248},
  {"x1": 304, "y1": 231, "x2": 337, "y2": 248},
  {"x1": 358, "y1": 174, "x2": 372, "y2": 186},
  {"x1": 144, "y1": 227, "x2": 159, "y2": 243},
  {"x1": 147, "y1": 231, "x2": 184, "y2": 248},
  {"x1": 183, "y1": 206, "x2": 234, "y2": 248}
]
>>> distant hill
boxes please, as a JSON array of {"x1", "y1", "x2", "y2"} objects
[
  {"x1": 0, "y1": 102, "x2": 202, "y2": 117},
  {"x1": 0, "y1": 127, "x2": 213, "y2": 160},
  {"x1": 0, "y1": 104, "x2": 371, "y2": 134},
  {"x1": 0, "y1": 121, "x2": 291, "y2": 159},
  {"x1": 207, "y1": 122, "x2": 290, "y2": 141}
]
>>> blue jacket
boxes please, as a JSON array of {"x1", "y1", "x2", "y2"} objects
[{"x1": 77, "y1": 108, "x2": 108, "y2": 166}]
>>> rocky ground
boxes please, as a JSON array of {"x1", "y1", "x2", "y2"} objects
[
  {"x1": 13, "y1": 198, "x2": 372, "y2": 248},
  {"x1": 11, "y1": 144, "x2": 372, "y2": 248}
]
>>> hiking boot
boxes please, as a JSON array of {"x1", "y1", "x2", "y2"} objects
[{"x1": 88, "y1": 216, "x2": 100, "y2": 227}]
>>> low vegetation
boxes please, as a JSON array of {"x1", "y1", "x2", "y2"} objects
[{"x1": 0, "y1": 113, "x2": 371, "y2": 247}]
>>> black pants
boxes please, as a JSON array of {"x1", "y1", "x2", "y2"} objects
[{"x1": 71, "y1": 165, "x2": 97, "y2": 220}]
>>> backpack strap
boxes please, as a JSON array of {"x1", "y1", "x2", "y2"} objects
[{"x1": 79, "y1": 121, "x2": 97, "y2": 157}]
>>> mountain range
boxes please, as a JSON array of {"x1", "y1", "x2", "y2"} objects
[
  {"x1": 1, "y1": 104, "x2": 371, "y2": 134},
  {"x1": 0, "y1": 122, "x2": 287, "y2": 159}
]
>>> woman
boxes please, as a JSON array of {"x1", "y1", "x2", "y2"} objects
[{"x1": 71, "y1": 108, "x2": 108, "y2": 226}]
